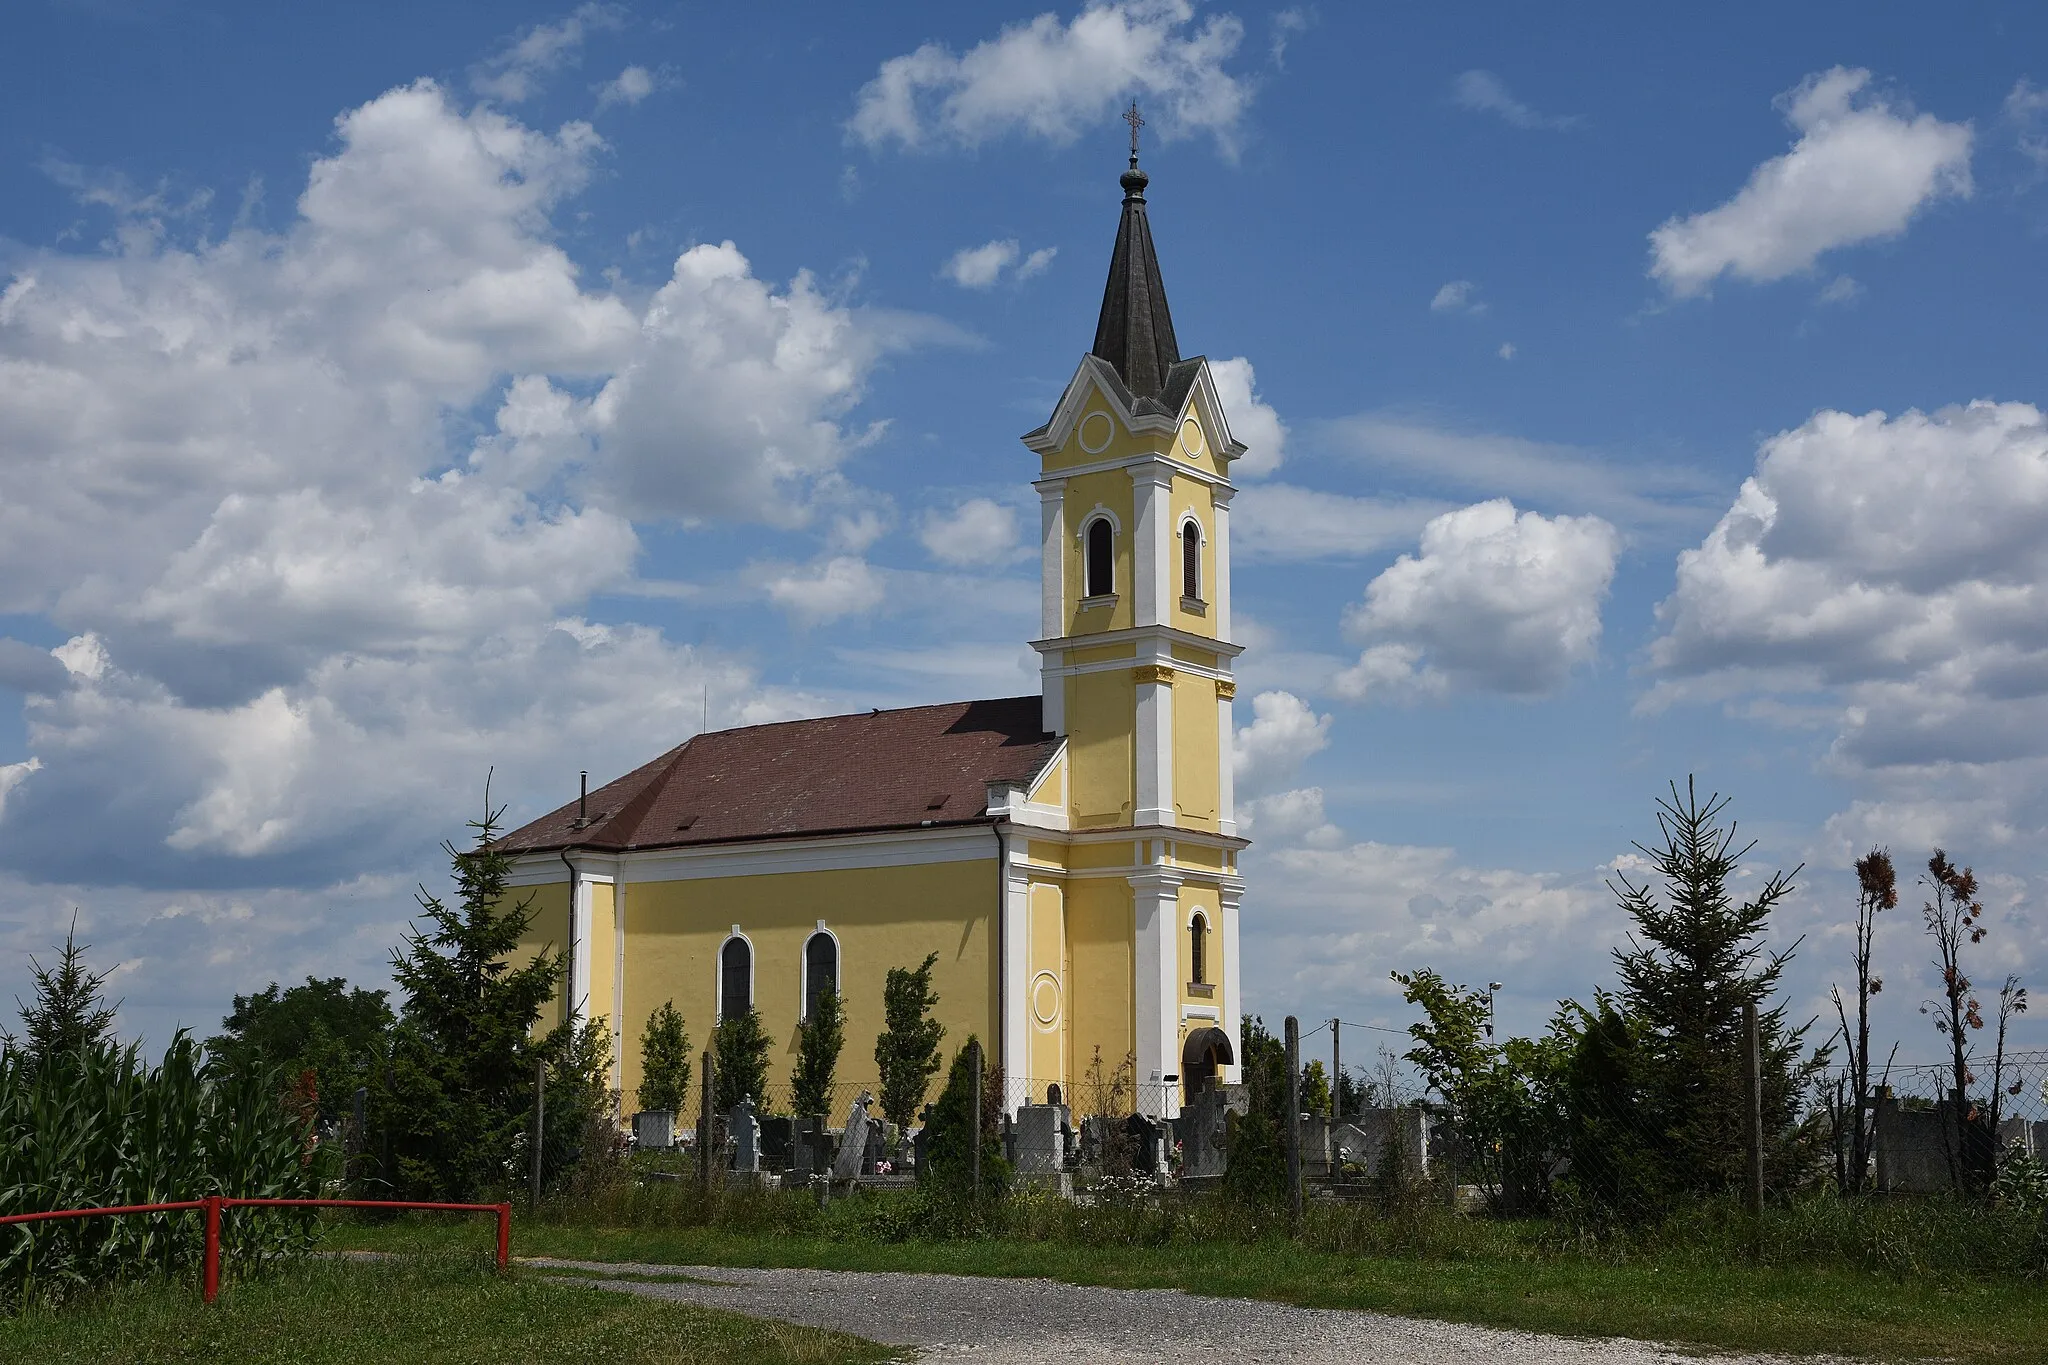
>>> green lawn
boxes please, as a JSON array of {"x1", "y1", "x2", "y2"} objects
[
  {"x1": 0, "y1": 1253, "x2": 895, "y2": 1365},
  {"x1": 331, "y1": 1217, "x2": 2048, "y2": 1363}
]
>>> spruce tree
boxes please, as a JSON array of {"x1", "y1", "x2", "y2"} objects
[
  {"x1": 711, "y1": 1007, "x2": 772, "y2": 1113},
  {"x1": 636, "y1": 999, "x2": 692, "y2": 1114},
  {"x1": 383, "y1": 791, "x2": 564, "y2": 1201},
  {"x1": 790, "y1": 987, "x2": 845, "y2": 1119},
  {"x1": 1608, "y1": 777, "x2": 1821, "y2": 1199},
  {"x1": 874, "y1": 951, "x2": 944, "y2": 1131},
  {"x1": 14, "y1": 917, "x2": 119, "y2": 1079},
  {"x1": 923, "y1": 1037, "x2": 1009, "y2": 1197}
]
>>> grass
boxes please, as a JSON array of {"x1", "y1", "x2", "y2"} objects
[
  {"x1": 330, "y1": 1209, "x2": 2048, "y2": 1363},
  {"x1": 0, "y1": 1251, "x2": 895, "y2": 1365}
]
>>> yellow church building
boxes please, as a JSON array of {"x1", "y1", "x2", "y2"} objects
[{"x1": 497, "y1": 142, "x2": 1248, "y2": 1121}]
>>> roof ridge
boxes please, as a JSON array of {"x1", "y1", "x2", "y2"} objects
[{"x1": 690, "y1": 694, "x2": 1038, "y2": 741}]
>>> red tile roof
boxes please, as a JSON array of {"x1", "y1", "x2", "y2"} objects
[{"x1": 494, "y1": 696, "x2": 1058, "y2": 856}]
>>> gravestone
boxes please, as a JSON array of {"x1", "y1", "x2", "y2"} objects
[
  {"x1": 632, "y1": 1110, "x2": 674, "y2": 1150},
  {"x1": 1077, "y1": 1113, "x2": 1108, "y2": 1167},
  {"x1": 2034, "y1": 1121, "x2": 2048, "y2": 1161},
  {"x1": 864, "y1": 1119, "x2": 888, "y2": 1174},
  {"x1": 1124, "y1": 1113, "x2": 1165, "y2": 1174},
  {"x1": 832, "y1": 1092, "x2": 873, "y2": 1181},
  {"x1": 1334, "y1": 1106, "x2": 1430, "y2": 1180},
  {"x1": 728, "y1": 1097, "x2": 761, "y2": 1173},
  {"x1": 911, "y1": 1105, "x2": 933, "y2": 1179},
  {"x1": 1014, "y1": 1102, "x2": 1068, "y2": 1175},
  {"x1": 1997, "y1": 1114, "x2": 2032, "y2": 1156},
  {"x1": 1873, "y1": 1097, "x2": 1991, "y2": 1193},
  {"x1": 1300, "y1": 1114, "x2": 1333, "y2": 1180},
  {"x1": 792, "y1": 1116, "x2": 822, "y2": 1177},
  {"x1": 759, "y1": 1115, "x2": 794, "y2": 1169},
  {"x1": 1176, "y1": 1083, "x2": 1246, "y2": 1180}
]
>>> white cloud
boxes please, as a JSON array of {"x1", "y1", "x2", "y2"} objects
[
  {"x1": 1206, "y1": 355, "x2": 1286, "y2": 477},
  {"x1": 1649, "y1": 67, "x2": 1972, "y2": 297},
  {"x1": 849, "y1": 1, "x2": 1255, "y2": 158},
  {"x1": 764, "y1": 556, "x2": 887, "y2": 626},
  {"x1": 2008, "y1": 78, "x2": 2048, "y2": 170},
  {"x1": 0, "y1": 758, "x2": 41, "y2": 822},
  {"x1": 1429, "y1": 279, "x2": 1483, "y2": 314},
  {"x1": 1452, "y1": 71, "x2": 1577, "y2": 131},
  {"x1": 1498, "y1": 342, "x2": 1516, "y2": 361},
  {"x1": 1269, "y1": 8, "x2": 1310, "y2": 69},
  {"x1": 473, "y1": 3, "x2": 625, "y2": 102},
  {"x1": 920, "y1": 498, "x2": 1020, "y2": 566},
  {"x1": 942, "y1": 239, "x2": 1057, "y2": 290},
  {"x1": 596, "y1": 65, "x2": 656, "y2": 109},
  {"x1": 1232, "y1": 484, "x2": 1448, "y2": 562},
  {"x1": 1232, "y1": 689, "x2": 1331, "y2": 798},
  {"x1": 1337, "y1": 499, "x2": 1619, "y2": 699},
  {"x1": 0, "y1": 76, "x2": 910, "y2": 892},
  {"x1": 1818, "y1": 274, "x2": 1863, "y2": 305},
  {"x1": 1649, "y1": 401, "x2": 2048, "y2": 783},
  {"x1": 1239, "y1": 785, "x2": 1343, "y2": 847},
  {"x1": 1322, "y1": 412, "x2": 1716, "y2": 529}
]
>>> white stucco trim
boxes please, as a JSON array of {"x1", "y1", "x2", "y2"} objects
[
  {"x1": 1218, "y1": 885, "x2": 1243, "y2": 1085},
  {"x1": 503, "y1": 824, "x2": 998, "y2": 887},
  {"x1": 1130, "y1": 867, "x2": 1185, "y2": 1120},
  {"x1": 1039, "y1": 483, "x2": 1065, "y2": 644},
  {"x1": 1000, "y1": 844, "x2": 1031, "y2": 1114},
  {"x1": 1216, "y1": 688, "x2": 1237, "y2": 837},
  {"x1": 568, "y1": 872, "x2": 593, "y2": 1028}
]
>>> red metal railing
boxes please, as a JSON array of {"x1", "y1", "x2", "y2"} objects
[{"x1": 0, "y1": 1197, "x2": 511, "y2": 1303}]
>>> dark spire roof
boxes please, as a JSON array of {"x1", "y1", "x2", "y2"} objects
[{"x1": 1089, "y1": 146, "x2": 1181, "y2": 400}]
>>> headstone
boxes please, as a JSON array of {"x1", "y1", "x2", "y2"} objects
[
  {"x1": 759, "y1": 1115, "x2": 794, "y2": 1169},
  {"x1": 728, "y1": 1097, "x2": 761, "y2": 1173},
  {"x1": 1873, "y1": 1096, "x2": 1990, "y2": 1193},
  {"x1": 1300, "y1": 1114, "x2": 1333, "y2": 1180},
  {"x1": 832, "y1": 1092, "x2": 873, "y2": 1181},
  {"x1": 911, "y1": 1106, "x2": 933, "y2": 1179},
  {"x1": 1047, "y1": 1082, "x2": 1063, "y2": 1107},
  {"x1": 1334, "y1": 1106, "x2": 1430, "y2": 1181},
  {"x1": 2033, "y1": 1120, "x2": 2048, "y2": 1162},
  {"x1": 1997, "y1": 1114, "x2": 2031, "y2": 1156},
  {"x1": 1123, "y1": 1113, "x2": 1165, "y2": 1174},
  {"x1": 1014, "y1": 1102, "x2": 1068, "y2": 1175},
  {"x1": 632, "y1": 1110, "x2": 675, "y2": 1150},
  {"x1": 1176, "y1": 1083, "x2": 1246, "y2": 1179},
  {"x1": 863, "y1": 1117, "x2": 887, "y2": 1175},
  {"x1": 792, "y1": 1116, "x2": 822, "y2": 1177},
  {"x1": 1078, "y1": 1113, "x2": 1108, "y2": 1166}
]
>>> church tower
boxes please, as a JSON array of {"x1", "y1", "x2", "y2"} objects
[{"x1": 1020, "y1": 116, "x2": 1247, "y2": 1111}]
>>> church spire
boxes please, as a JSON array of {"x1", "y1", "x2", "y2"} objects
[{"x1": 1090, "y1": 102, "x2": 1181, "y2": 400}]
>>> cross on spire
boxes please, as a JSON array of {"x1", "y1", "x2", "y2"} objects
[{"x1": 1123, "y1": 101, "x2": 1145, "y2": 166}]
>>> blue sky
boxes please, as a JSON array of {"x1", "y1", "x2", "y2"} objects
[{"x1": 2, "y1": 1, "x2": 2045, "y2": 1072}]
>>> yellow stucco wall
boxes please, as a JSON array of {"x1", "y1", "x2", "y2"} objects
[
  {"x1": 511, "y1": 882, "x2": 572, "y2": 1030},
  {"x1": 1170, "y1": 477, "x2": 1219, "y2": 637},
  {"x1": 588, "y1": 882, "x2": 616, "y2": 1045},
  {"x1": 1068, "y1": 667, "x2": 1134, "y2": 827},
  {"x1": 1062, "y1": 466, "x2": 1136, "y2": 634},
  {"x1": 1025, "y1": 880, "x2": 1068, "y2": 1095},
  {"x1": 1065, "y1": 876, "x2": 1135, "y2": 1086},
  {"x1": 1171, "y1": 673, "x2": 1220, "y2": 828},
  {"x1": 1175, "y1": 882, "x2": 1222, "y2": 1008},
  {"x1": 616, "y1": 857, "x2": 1000, "y2": 1113}
]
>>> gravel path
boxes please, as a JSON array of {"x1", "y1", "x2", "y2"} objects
[{"x1": 527, "y1": 1258, "x2": 1851, "y2": 1364}]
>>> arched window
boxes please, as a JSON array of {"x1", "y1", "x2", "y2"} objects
[
  {"x1": 720, "y1": 935, "x2": 752, "y2": 1019},
  {"x1": 1190, "y1": 911, "x2": 1208, "y2": 985},
  {"x1": 1181, "y1": 520, "x2": 1202, "y2": 602},
  {"x1": 804, "y1": 930, "x2": 839, "y2": 1020},
  {"x1": 1085, "y1": 517, "x2": 1114, "y2": 597}
]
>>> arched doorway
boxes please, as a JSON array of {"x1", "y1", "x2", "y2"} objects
[{"x1": 1181, "y1": 1025, "x2": 1236, "y2": 1102}]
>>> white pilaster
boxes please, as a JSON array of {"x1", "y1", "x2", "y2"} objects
[
  {"x1": 568, "y1": 869, "x2": 593, "y2": 1025},
  {"x1": 1216, "y1": 685, "x2": 1237, "y2": 837},
  {"x1": 1037, "y1": 480, "x2": 1065, "y2": 640},
  {"x1": 1218, "y1": 884, "x2": 1243, "y2": 1084},
  {"x1": 1130, "y1": 462, "x2": 1174, "y2": 627},
  {"x1": 1131, "y1": 866, "x2": 1185, "y2": 1118},
  {"x1": 1133, "y1": 661, "x2": 1175, "y2": 828},
  {"x1": 1212, "y1": 486, "x2": 1234, "y2": 642},
  {"x1": 612, "y1": 875, "x2": 627, "y2": 1086},
  {"x1": 1001, "y1": 844, "x2": 1031, "y2": 1114}
]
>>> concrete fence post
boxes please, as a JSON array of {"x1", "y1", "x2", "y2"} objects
[{"x1": 1285, "y1": 1015, "x2": 1302, "y2": 1232}]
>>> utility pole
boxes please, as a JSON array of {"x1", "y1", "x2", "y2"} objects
[
  {"x1": 1330, "y1": 1018, "x2": 1341, "y2": 1125},
  {"x1": 1744, "y1": 1002, "x2": 1764, "y2": 1219},
  {"x1": 528, "y1": 1056, "x2": 545, "y2": 1209},
  {"x1": 1285, "y1": 1015, "x2": 1302, "y2": 1232},
  {"x1": 968, "y1": 1039, "x2": 983, "y2": 1199}
]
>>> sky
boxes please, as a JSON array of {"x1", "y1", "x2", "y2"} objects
[{"x1": 2, "y1": 0, "x2": 2045, "y2": 1078}]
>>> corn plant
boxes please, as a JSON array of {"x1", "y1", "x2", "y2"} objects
[{"x1": 0, "y1": 1031, "x2": 318, "y2": 1307}]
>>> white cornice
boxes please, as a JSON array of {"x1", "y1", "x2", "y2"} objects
[
  {"x1": 1030, "y1": 622, "x2": 1244, "y2": 660},
  {"x1": 504, "y1": 823, "x2": 1000, "y2": 886}
]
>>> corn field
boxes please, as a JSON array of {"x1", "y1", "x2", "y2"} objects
[{"x1": 0, "y1": 1033, "x2": 321, "y2": 1306}]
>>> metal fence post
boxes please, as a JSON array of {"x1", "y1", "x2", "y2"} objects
[
  {"x1": 1744, "y1": 1001, "x2": 1764, "y2": 1218},
  {"x1": 495, "y1": 1203, "x2": 511, "y2": 1268},
  {"x1": 699, "y1": 1047, "x2": 717, "y2": 1197},
  {"x1": 1331, "y1": 1018, "x2": 1341, "y2": 1126},
  {"x1": 968, "y1": 1039, "x2": 983, "y2": 1198},
  {"x1": 1285, "y1": 1015, "x2": 1302, "y2": 1232},
  {"x1": 529, "y1": 1056, "x2": 546, "y2": 1209},
  {"x1": 202, "y1": 1195, "x2": 222, "y2": 1304}
]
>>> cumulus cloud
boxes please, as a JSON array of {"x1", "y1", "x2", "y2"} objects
[
  {"x1": 0, "y1": 76, "x2": 911, "y2": 898},
  {"x1": 596, "y1": 65, "x2": 656, "y2": 109},
  {"x1": 1429, "y1": 279, "x2": 1483, "y2": 314},
  {"x1": 2008, "y1": 78, "x2": 2048, "y2": 170},
  {"x1": 1336, "y1": 499, "x2": 1619, "y2": 699},
  {"x1": 1207, "y1": 355, "x2": 1285, "y2": 477},
  {"x1": 1231, "y1": 689, "x2": 1331, "y2": 797},
  {"x1": 1231, "y1": 485, "x2": 1447, "y2": 562},
  {"x1": 764, "y1": 557, "x2": 887, "y2": 626},
  {"x1": 472, "y1": 3, "x2": 625, "y2": 102},
  {"x1": 1649, "y1": 401, "x2": 2048, "y2": 781},
  {"x1": 941, "y1": 239, "x2": 1057, "y2": 289},
  {"x1": 920, "y1": 498, "x2": 1019, "y2": 566},
  {"x1": 849, "y1": 1, "x2": 1255, "y2": 158},
  {"x1": 1238, "y1": 785, "x2": 1343, "y2": 847},
  {"x1": 1452, "y1": 71, "x2": 1578, "y2": 131},
  {"x1": 1649, "y1": 67, "x2": 1972, "y2": 297}
]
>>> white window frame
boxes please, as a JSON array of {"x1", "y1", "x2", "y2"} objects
[
  {"x1": 799, "y1": 920, "x2": 842, "y2": 1023},
  {"x1": 716, "y1": 925, "x2": 755, "y2": 1022}
]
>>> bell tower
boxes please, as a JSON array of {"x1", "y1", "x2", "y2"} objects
[{"x1": 1019, "y1": 115, "x2": 1248, "y2": 1111}]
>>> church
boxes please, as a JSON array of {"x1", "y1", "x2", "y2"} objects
[{"x1": 497, "y1": 134, "x2": 1249, "y2": 1121}]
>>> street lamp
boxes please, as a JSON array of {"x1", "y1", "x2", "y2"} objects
[{"x1": 1485, "y1": 982, "x2": 1504, "y2": 1041}]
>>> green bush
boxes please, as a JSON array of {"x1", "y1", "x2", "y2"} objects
[{"x1": 0, "y1": 1033, "x2": 319, "y2": 1307}]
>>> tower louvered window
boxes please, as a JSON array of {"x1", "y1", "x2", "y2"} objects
[
  {"x1": 1182, "y1": 520, "x2": 1201, "y2": 601},
  {"x1": 1085, "y1": 518, "x2": 1114, "y2": 597}
]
